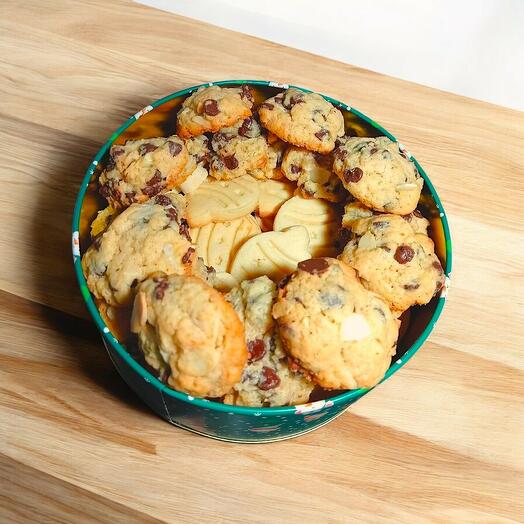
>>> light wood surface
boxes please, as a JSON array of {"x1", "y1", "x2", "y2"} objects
[{"x1": 0, "y1": 1, "x2": 523, "y2": 522}]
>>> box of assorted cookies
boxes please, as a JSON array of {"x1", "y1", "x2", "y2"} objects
[{"x1": 73, "y1": 81, "x2": 451, "y2": 442}]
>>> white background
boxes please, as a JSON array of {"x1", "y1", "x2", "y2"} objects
[{"x1": 137, "y1": 0, "x2": 524, "y2": 111}]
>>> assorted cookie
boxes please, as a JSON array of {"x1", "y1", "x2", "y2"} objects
[
  {"x1": 333, "y1": 136, "x2": 423, "y2": 215},
  {"x1": 224, "y1": 276, "x2": 314, "y2": 406},
  {"x1": 131, "y1": 274, "x2": 247, "y2": 398},
  {"x1": 83, "y1": 83, "x2": 446, "y2": 407}
]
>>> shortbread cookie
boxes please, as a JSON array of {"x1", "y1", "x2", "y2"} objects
[
  {"x1": 273, "y1": 195, "x2": 341, "y2": 257},
  {"x1": 333, "y1": 136, "x2": 423, "y2": 215},
  {"x1": 229, "y1": 225, "x2": 311, "y2": 282},
  {"x1": 257, "y1": 179, "x2": 295, "y2": 218},
  {"x1": 209, "y1": 117, "x2": 268, "y2": 180},
  {"x1": 100, "y1": 136, "x2": 189, "y2": 208},
  {"x1": 272, "y1": 258, "x2": 399, "y2": 389},
  {"x1": 185, "y1": 175, "x2": 260, "y2": 227},
  {"x1": 82, "y1": 192, "x2": 195, "y2": 306},
  {"x1": 190, "y1": 214, "x2": 261, "y2": 273},
  {"x1": 339, "y1": 214, "x2": 445, "y2": 313},
  {"x1": 224, "y1": 276, "x2": 313, "y2": 407},
  {"x1": 177, "y1": 85, "x2": 254, "y2": 138},
  {"x1": 281, "y1": 147, "x2": 344, "y2": 202},
  {"x1": 258, "y1": 88, "x2": 344, "y2": 153},
  {"x1": 131, "y1": 274, "x2": 247, "y2": 398}
]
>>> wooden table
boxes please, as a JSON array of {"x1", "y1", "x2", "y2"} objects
[{"x1": 1, "y1": 1, "x2": 523, "y2": 522}]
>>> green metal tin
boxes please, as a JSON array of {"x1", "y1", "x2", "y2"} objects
[{"x1": 72, "y1": 80, "x2": 452, "y2": 443}]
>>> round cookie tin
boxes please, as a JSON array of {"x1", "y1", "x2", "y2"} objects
[{"x1": 72, "y1": 80, "x2": 452, "y2": 443}]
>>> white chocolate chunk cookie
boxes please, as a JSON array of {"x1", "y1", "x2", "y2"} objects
[
  {"x1": 281, "y1": 147, "x2": 344, "y2": 202},
  {"x1": 272, "y1": 258, "x2": 399, "y2": 390},
  {"x1": 82, "y1": 192, "x2": 196, "y2": 306},
  {"x1": 230, "y1": 225, "x2": 311, "y2": 282},
  {"x1": 132, "y1": 274, "x2": 247, "y2": 397},
  {"x1": 224, "y1": 276, "x2": 313, "y2": 407},
  {"x1": 333, "y1": 136, "x2": 423, "y2": 215},
  {"x1": 190, "y1": 214, "x2": 261, "y2": 273},
  {"x1": 185, "y1": 175, "x2": 260, "y2": 227},
  {"x1": 258, "y1": 88, "x2": 344, "y2": 153},
  {"x1": 177, "y1": 84, "x2": 254, "y2": 138},
  {"x1": 257, "y1": 179, "x2": 295, "y2": 218},
  {"x1": 273, "y1": 195, "x2": 341, "y2": 257}
]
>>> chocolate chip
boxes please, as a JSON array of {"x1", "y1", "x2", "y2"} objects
[
  {"x1": 247, "y1": 339, "x2": 266, "y2": 363},
  {"x1": 223, "y1": 154, "x2": 239, "y2": 170},
  {"x1": 290, "y1": 164, "x2": 301, "y2": 174},
  {"x1": 289, "y1": 93, "x2": 304, "y2": 105},
  {"x1": 413, "y1": 209, "x2": 423, "y2": 218},
  {"x1": 402, "y1": 213, "x2": 413, "y2": 222},
  {"x1": 155, "y1": 194, "x2": 171, "y2": 206},
  {"x1": 240, "y1": 84, "x2": 254, "y2": 103},
  {"x1": 260, "y1": 102, "x2": 274, "y2": 110},
  {"x1": 203, "y1": 99, "x2": 219, "y2": 116},
  {"x1": 111, "y1": 146, "x2": 125, "y2": 158},
  {"x1": 343, "y1": 167, "x2": 363, "y2": 183},
  {"x1": 154, "y1": 278, "x2": 169, "y2": 300},
  {"x1": 166, "y1": 207, "x2": 178, "y2": 221},
  {"x1": 238, "y1": 118, "x2": 252, "y2": 137},
  {"x1": 138, "y1": 143, "x2": 158, "y2": 155},
  {"x1": 106, "y1": 156, "x2": 116, "y2": 171},
  {"x1": 370, "y1": 147, "x2": 378, "y2": 154},
  {"x1": 179, "y1": 219, "x2": 191, "y2": 241},
  {"x1": 277, "y1": 274, "x2": 292, "y2": 289},
  {"x1": 168, "y1": 141, "x2": 182, "y2": 156},
  {"x1": 334, "y1": 148, "x2": 347, "y2": 161},
  {"x1": 147, "y1": 170, "x2": 162, "y2": 186},
  {"x1": 394, "y1": 245, "x2": 415, "y2": 264},
  {"x1": 142, "y1": 184, "x2": 161, "y2": 197},
  {"x1": 258, "y1": 367, "x2": 281, "y2": 391},
  {"x1": 182, "y1": 247, "x2": 195, "y2": 264},
  {"x1": 432, "y1": 260, "x2": 444, "y2": 274},
  {"x1": 315, "y1": 129, "x2": 328, "y2": 140},
  {"x1": 403, "y1": 282, "x2": 420, "y2": 290},
  {"x1": 298, "y1": 258, "x2": 329, "y2": 275}
]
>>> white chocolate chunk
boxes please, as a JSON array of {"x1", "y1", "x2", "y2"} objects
[
  {"x1": 273, "y1": 196, "x2": 341, "y2": 257},
  {"x1": 186, "y1": 175, "x2": 260, "y2": 227},
  {"x1": 190, "y1": 214, "x2": 261, "y2": 273},
  {"x1": 340, "y1": 314, "x2": 371, "y2": 342},
  {"x1": 180, "y1": 165, "x2": 208, "y2": 194},
  {"x1": 230, "y1": 225, "x2": 311, "y2": 282},
  {"x1": 257, "y1": 179, "x2": 295, "y2": 218},
  {"x1": 130, "y1": 291, "x2": 148, "y2": 333}
]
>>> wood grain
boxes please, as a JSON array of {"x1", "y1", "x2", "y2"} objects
[{"x1": 0, "y1": 0, "x2": 523, "y2": 522}]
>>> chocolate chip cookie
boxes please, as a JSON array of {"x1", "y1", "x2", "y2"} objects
[
  {"x1": 99, "y1": 136, "x2": 188, "y2": 208},
  {"x1": 281, "y1": 146, "x2": 345, "y2": 202},
  {"x1": 209, "y1": 117, "x2": 269, "y2": 180},
  {"x1": 131, "y1": 274, "x2": 247, "y2": 398},
  {"x1": 339, "y1": 214, "x2": 445, "y2": 313},
  {"x1": 333, "y1": 136, "x2": 423, "y2": 215},
  {"x1": 225, "y1": 276, "x2": 313, "y2": 406},
  {"x1": 258, "y1": 88, "x2": 344, "y2": 153},
  {"x1": 82, "y1": 191, "x2": 196, "y2": 306},
  {"x1": 177, "y1": 85, "x2": 254, "y2": 138},
  {"x1": 272, "y1": 258, "x2": 399, "y2": 390}
]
